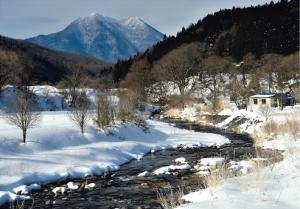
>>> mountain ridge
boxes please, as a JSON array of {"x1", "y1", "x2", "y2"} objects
[
  {"x1": 27, "y1": 14, "x2": 164, "y2": 62},
  {"x1": 0, "y1": 35, "x2": 111, "y2": 84}
]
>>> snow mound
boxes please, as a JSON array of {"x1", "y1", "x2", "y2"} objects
[
  {"x1": 67, "y1": 182, "x2": 79, "y2": 190},
  {"x1": 174, "y1": 157, "x2": 186, "y2": 164},
  {"x1": 12, "y1": 184, "x2": 41, "y2": 195},
  {"x1": 137, "y1": 171, "x2": 149, "y2": 177},
  {"x1": 52, "y1": 187, "x2": 66, "y2": 195},
  {"x1": 153, "y1": 163, "x2": 191, "y2": 175}
]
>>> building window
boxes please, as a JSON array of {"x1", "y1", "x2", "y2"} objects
[
  {"x1": 254, "y1": 99, "x2": 258, "y2": 104},
  {"x1": 262, "y1": 99, "x2": 266, "y2": 104}
]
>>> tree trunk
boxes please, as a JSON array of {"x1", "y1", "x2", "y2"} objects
[
  {"x1": 179, "y1": 87, "x2": 185, "y2": 109},
  {"x1": 22, "y1": 129, "x2": 26, "y2": 143},
  {"x1": 80, "y1": 125, "x2": 84, "y2": 134},
  {"x1": 280, "y1": 94, "x2": 284, "y2": 111}
]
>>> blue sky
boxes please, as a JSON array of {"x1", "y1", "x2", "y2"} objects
[{"x1": 0, "y1": 0, "x2": 277, "y2": 39}]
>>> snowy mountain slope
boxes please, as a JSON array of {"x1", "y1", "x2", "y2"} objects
[{"x1": 27, "y1": 13, "x2": 164, "y2": 62}]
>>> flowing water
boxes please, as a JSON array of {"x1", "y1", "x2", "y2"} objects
[{"x1": 3, "y1": 119, "x2": 279, "y2": 209}]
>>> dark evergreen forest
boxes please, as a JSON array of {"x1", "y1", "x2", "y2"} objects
[{"x1": 113, "y1": 0, "x2": 299, "y2": 83}]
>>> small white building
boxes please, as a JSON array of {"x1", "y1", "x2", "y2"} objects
[
  {"x1": 249, "y1": 93, "x2": 278, "y2": 108},
  {"x1": 249, "y1": 93, "x2": 294, "y2": 108}
]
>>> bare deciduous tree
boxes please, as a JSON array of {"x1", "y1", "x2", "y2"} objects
[
  {"x1": 261, "y1": 54, "x2": 283, "y2": 92},
  {"x1": 124, "y1": 58, "x2": 153, "y2": 102},
  {"x1": 202, "y1": 55, "x2": 232, "y2": 114},
  {"x1": 259, "y1": 106, "x2": 273, "y2": 121},
  {"x1": 117, "y1": 90, "x2": 136, "y2": 122},
  {"x1": 63, "y1": 65, "x2": 88, "y2": 107},
  {"x1": 5, "y1": 87, "x2": 41, "y2": 143},
  {"x1": 94, "y1": 93, "x2": 115, "y2": 129},
  {"x1": 68, "y1": 90, "x2": 91, "y2": 134},
  {"x1": 153, "y1": 43, "x2": 206, "y2": 108}
]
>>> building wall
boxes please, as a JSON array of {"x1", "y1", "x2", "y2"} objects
[{"x1": 249, "y1": 97, "x2": 277, "y2": 108}]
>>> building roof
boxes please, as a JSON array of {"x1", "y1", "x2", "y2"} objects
[{"x1": 250, "y1": 93, "x2": 276, "y2": 98}]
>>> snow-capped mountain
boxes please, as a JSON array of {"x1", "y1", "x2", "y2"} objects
[{"x1": 26, "y1": 13, "x2": 164, "y2": 63}]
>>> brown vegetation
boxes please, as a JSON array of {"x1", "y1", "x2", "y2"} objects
[
  {"x1": 94, "y1": 93, "x2": 115, "y2": 129},
  {"x1": 68, "y1": 91, "x2": 91, "y2": 134}
]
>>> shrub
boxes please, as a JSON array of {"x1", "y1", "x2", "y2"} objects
[
  {"x1": 259, "y1": 106, "x2": 273, "y2": 121},
  {"x1": 68, "y1": 90, "x2": 91, "y2": 134},
  {"x1": 117, "y1": 90, "x2": 149, "y2": 132},
  {"x1": 117, "y1": 91, "x2": 136, "y2": 122},
  {"x1": 94, "y1": 94, "x2": 115, "y2": 129}
]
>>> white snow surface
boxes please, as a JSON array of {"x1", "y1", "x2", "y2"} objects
[
  {"x1": 137, "y1": 171, "x2": 149, "y2": 177},
  {"x1": 153, "y1": 163, "x2": 191, "y2": 175},
  {"x1": 177, "y1": 106, "x2": 300, "y2": 209},
  {"x1": 85, "y1": 183, "x2": 96, "y2": 189},
  {"x1": 67, "y1": 182, "x2": 79, "y2": 190},
  {"x1": 0, "y1": 102, "x2": 229, "y2": 205},
  {"x1": 174, "y1": 157, "x2": 186, "y2": 164},
  {"x1": 199, "y1": 157, "x2": 225, "y2": 167}
]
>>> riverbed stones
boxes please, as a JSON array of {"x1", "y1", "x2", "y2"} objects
[
  {"x1": 3, "y1": 119, "x2": 262, "y2": 209},
  {"x1": 45, "y1": 200, "x2": 51, "y2": 206}
]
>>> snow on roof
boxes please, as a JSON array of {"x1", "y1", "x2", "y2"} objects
[{"x1": 250, "y1": 93, "x2": 276, "y2": 98}]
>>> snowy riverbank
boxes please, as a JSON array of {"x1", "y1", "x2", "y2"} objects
[
  {"x1": 176, "y1": 106, "x2": 300, "y2": 209},
  {"x1": 0, "y1": 112, "x2": 229, "y2": 205}
]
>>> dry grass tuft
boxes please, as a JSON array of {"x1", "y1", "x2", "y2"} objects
[
  {"x1": 165, "y1": 108, "x2": 181, "y2": 119},
  {"x1": 261, "y1": 120, "x2": 278, "y2": 138},
  {"x1": 157, "y1": 185, "x2": 184, "y2": 209},
  {"x1": 204, "y1": 164, "x2": 229, "y2": 188},
  {"x1": 284, "y1": 119, "x2": 300, "y2": 140},
  {"x1": 260, "y1": 117, "x2": 300, "y2": 141},
  {"x1": 239, "y1": 155, "x2": 269, "y2": 194},
  {"x1": 9, "y1": 198, "x2": 34, "y2": 209},
  {"x1": 252, "y1": 129, "x2": 265, "y2": 147}
]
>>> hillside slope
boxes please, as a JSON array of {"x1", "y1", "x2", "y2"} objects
[
  {"x1": 113, "y1": 0, "x2": 299, "y2": 82},
  {"x1": 0, "y1": 35, "x2": 111, "y2": 84}
]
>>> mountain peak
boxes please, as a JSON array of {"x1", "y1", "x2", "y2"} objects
[
  {"x1": 27, "y1": 15, "x2": 163, "y2": 62},
  {"x1": 122, "y1": 17, "x2": 146, "y2": 27},
  {"x1": 77, "y1": 13, "x2": 106, "y2": 22},
  {"x1": 89, "y1": 12, "x2": 98, "y2": 17},
  {"x1": 87, "y1": 12, "x2": 107, "y2": 20}
]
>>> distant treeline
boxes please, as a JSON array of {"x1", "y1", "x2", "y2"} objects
[{"x1": 113, "y1": 0, "x2": 299, "y2": 83}]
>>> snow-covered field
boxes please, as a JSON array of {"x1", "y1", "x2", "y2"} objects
[
  {"x1": 0, "y1": 110, "x2": 229, "y2": 205},
  {"x1": 1, "y1": 85, "x2": 299, "y2": 208},
  {"x1": 176, "y1": 106, "x2": 300, "y2": 209}
]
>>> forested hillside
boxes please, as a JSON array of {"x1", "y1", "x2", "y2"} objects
[
  {"x1": 0, "y1": 35, "x2": 111, "y2": 85},
  {"x1": 113, "y1": 0, "x2": 299, "y2": 83}
]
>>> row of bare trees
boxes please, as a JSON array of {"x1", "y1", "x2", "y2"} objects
[
  {"x1": 4, "y1": 85, "x2": 139, "y2": 143},
  {"x1": 123, "y1": 43, "x2": 299, "y2": 113}
]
